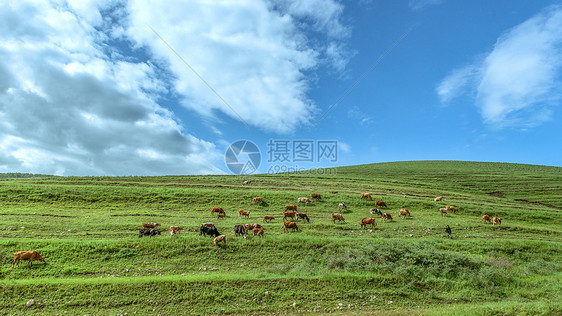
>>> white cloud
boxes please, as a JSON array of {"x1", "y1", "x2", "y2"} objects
[
  {"x1": 338, "y1": 141, "x2": 351, "y2": 153},
  {"x1": 347, "y1": 106, "x2": 373, "y2": 125},
  {"x1": 437, "y1": 5, "x2": 562, "y2": 128},
  {"x1": 409, "y1": 0, "x2": 444, "y2": 11},
  {"x1": 0, "y1": 0, "x2": 353, "y2": 176},
  {"x1": 0, "y1": 0, "x2": 222, "y2": 176},
  {"x1": 436, "y1": 65, "x2": 478, "y2": 103},
  {"x1": 126, "y1": 0, "x2": 352, "y2": 133},
  {"x1": 326, "y1": 42, "x2": 356, "y2": 73}
]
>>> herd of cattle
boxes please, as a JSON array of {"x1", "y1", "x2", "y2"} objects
[
  {"x1": 11, "y1": 190, "x2": 504, "y2": 267},
  {"x1": 131, "y1": 192, "x2": 504, "y2": 247}
]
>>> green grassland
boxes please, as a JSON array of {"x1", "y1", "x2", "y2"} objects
[{"x1": 0, "y1": 161, "x2": 561, "y2": 315}]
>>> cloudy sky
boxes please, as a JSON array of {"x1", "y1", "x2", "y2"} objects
[{"x1": 1, "y1": 0, "x2": 561, "y2": 176}]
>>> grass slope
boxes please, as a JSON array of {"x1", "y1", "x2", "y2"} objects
[{"x1": 0, "y1": 161, "x2": 560, "y2": 315}]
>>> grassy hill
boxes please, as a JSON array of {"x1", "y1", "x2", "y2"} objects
[{"x1": 1, "y1": 161, "x2": 560, "y2": 315}]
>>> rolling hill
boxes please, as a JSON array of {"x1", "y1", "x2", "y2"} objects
[{"x1": 1, "y1": 161, "x2": 560, "y2": 314}]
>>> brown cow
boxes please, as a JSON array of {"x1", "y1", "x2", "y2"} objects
[
  {"x1": 398, "y1": 209, "x2": 410, "y2": 218},
  {"x1": 332, "y1": 213, "x2": 345, "y2": 223},
  {"x1": 298, "y1": 197, "x2": 312, "y2": 204},
  {"x1": 360, "y1": 218, "x2": 376, "y2": 229},
  {"x1": 12, "y1": 251, "x2": 46, "y2": 267},
  {"x1": 285, "y1": 204, "x2": 298, "y2": 212},
  {"x1": 434, "y1": 196, "x2": 443, "y2": 202},
  {"x1": 244, "y1": 223, "x2": 263, "y2": 232},
  {"x1": 446, "y1": 205, "x2": 455, "y2": 213},
  {"x1": 329, "y1": 191, "x2": 338, "y2": 194},
  {"x1": 283, "y1": 211, "x2": 297, "y2": 221},
  {"x1": 493, "y1": 216, "x2": 502, "y2": 225},
  {"x1": 311, "y1": 193, "x2": 322, "y2": 200},
  {"x1": 142, "y1": 223, "x2": 161, "y2": 229},
  {"x1": 252, "y1": 197, "x2": 263, "y2": 205},
  {"x1": 296, "y1": 212, "x2": 310, "y2": 223},
  {"x1": 382, "y1": 213, "x2": 393, "y2": 222},
  {"x1": 263, "y1": 215, "x2": 275, "y2": 223},
  {"x1": 283, "y1": 221, "x2": 298, "y2": 232},
  {"x1": 238, "y1": 209, "x2": 250, "y2": 218},
  {"x1": 210, "y1": 207, "x2": 225, "y2": 215},
  {"x1": 374, "y1": 200, "x2": 387, "y2": 207},
  {"x1": 482, "y1": 214, "x2": 491, "y2": 224},
  {"x1": 169, "y1": 226, "x2": 183, "y2": 236},
  {"x1": 213, "y1": 235, "x2": 226, "y2": 246},
  {"x1": 252, "y1": 227, "x2": 264, "y2": 237},
  {"x1": 360, "y1": 193, "x2": 373, "y2": 200},
  {"x1": 439, "y1": 208, "x2": 448, "y2": 216}
]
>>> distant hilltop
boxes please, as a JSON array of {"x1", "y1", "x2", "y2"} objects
[{"x1": 0, "y1": 173, "x2": 58, "y2": 179}]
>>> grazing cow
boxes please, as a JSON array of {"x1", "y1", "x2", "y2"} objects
[
  {"x1": 200, "y1": 225, "x2": 221, "y2": 237},
  {"x1": 398, "y1": 209, "x2": 411, "y2": 218},
  {"x1": 296, "y1": 212, "x2": 310, "y2": 223},
  {"x1": 252, "y1": 197, "x2": 263, "y2": 205},
  {"x1": 210, "y1": 207, "x2": 225, "y2": 215},
  {"x1": 263, "y1": 215, "x2": 275, "y2": 223},
  {"x1": 234, "y1": 224, "x2": 247, "y2": 237},
  {"x1": 12, "y1": 251, "x2": 46, "y2": 267},
  {"x1": 169, "y1": 226, "x2": 183, "y2": 236},
  {"x1": 142, "y1": 223, "x2": 160, "y2": 229},
  {"x1": 434, "y1": 196, "x2": 443, "y2": 202},
  {"x1": 360, "y1": 193, "x2": 373, "y2": 200},
  {"x1": 382, "y1": 213, "x2": 393, "y2": 222},
  {"x1": 374, "y1": 200, "x2": 387, "y2": 208},
  {"x1": 330, "y1": 191, "x2": 338, "y2": 194},
  {"x1": 238, "y1": 209, "x2": 250, "y2": 218},
  {"x1": 252, "y1": 227, "x2": 264, "y2": 237},
  {"x1": 360, "y1": 218, "x2": 376, "y2": 229},
  {"x1": 200, "y1": 222, "x2": 216, "y2": 228},
  {"x1": 139, "y1": 229, "x2": 161, "y2": 237},
  {"x1": 332, "y1": 213, "x2": 345, "y2": 223},
  {"x1": 285, "y1": 204, "x2": 298, "y2": 212},
  {"x1": 482, "y1": 214, "x2": 491, "y2": 224},
  {"x1": 493, "y1": 216, "x2": 502, "y2": 225},
  {"x1": 311, "y1": 193, "x2": 322, "y2": 200},
  {"x1": 243, "y1": 180, "x2": 252, "y2": 185},
  {"x1": 283, "y1": 211, "x2": 297, "y2": 221},
  {"x1": 446, "y1": 205, "x2": 456, "y2": 213},
  {"x1": 283, "y1": 221, "x2": 298, "y2": 232},
  {"x1": 298, "y1": 197, "x2": 312, "y2": 204},
  {"x1": 244, "y1": 223, "x2": 262, "y2": 232},
  {"x1": 217, "y1": 212, "x2": 226, "y2": 219},
  {"x1": 439, "y1": 208, "x2": 448, "y2": 216},
  {"x1": 445, "y1": 225, "x2": 452, "y2": 239},
  {"x1": 338, "y1": 202, "x2": 347, "y2": 211},
  {"x1": 213, "y1": 235, "x2": 226, "y2": 247},
  {"x1": 370, "y1": 208, "x2": 383, "y2": 217}
]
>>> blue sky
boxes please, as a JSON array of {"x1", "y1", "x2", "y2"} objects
[{"x1": 0, "y1": 0, "x2": 561, "y2": 176}]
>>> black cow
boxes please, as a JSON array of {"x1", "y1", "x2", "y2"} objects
[
  {"x1": 370, "y1": 208, "x2": 383, "y2": 217},
  {"x1": 138, "y1": 229, "x2": 161, "y2": 238},
  {"x1": 296, "y1": 213, "x2": 310, "y2": 223},
  {"x1": 234, "y1": 224, "x2": 247, "y2": 237},
  {"x1": 445, "y1": 225, "x2": 452, "y2": 239},
  {"x1": 200, "y1": 225, "x2": 221, "y2": 237}
]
